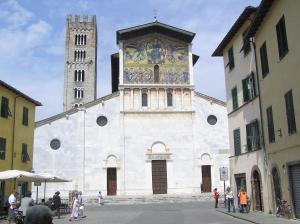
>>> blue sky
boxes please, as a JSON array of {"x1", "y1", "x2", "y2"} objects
[{"x1": 0, "y1": 0, "x2": 260, "y2": 120}]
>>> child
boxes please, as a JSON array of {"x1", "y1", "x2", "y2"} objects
[
  {"x1": 98, "y1": 191, "x2": 103, "y2": 205},
  {"x1": 213, "y1": 188, "x2": 219, "y2": 208}
]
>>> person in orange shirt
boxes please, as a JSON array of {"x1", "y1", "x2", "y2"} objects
[{"x1": 238, "y1": 187, "x2": 247, "y2": 213}]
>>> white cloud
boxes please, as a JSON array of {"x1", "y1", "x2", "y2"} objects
[
  {"x1": 0, "y1": 0, "x2": 33, "y2": 28},
  {"x1": 0, "y1": 20, "x2": 52, "y2": 58}
]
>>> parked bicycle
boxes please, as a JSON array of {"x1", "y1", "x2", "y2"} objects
[{"x1": 276, "y1": 199, "x2": 292, "y2": 219}]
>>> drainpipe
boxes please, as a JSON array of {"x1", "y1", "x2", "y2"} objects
[
  {"x1": 250, "y1": 38, "x2": 271, "y2": 212},
  {"x1": 11, "y1": 96, "x2": 21, "y2": 171}
]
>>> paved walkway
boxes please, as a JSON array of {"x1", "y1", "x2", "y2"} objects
[{"x1": 217, "y1": 206, "x2": 299, "y2": 224}]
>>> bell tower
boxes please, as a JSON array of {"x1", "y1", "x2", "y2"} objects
[{"x1": 63, "y1": 15, "x2": 97, "y2": 111}]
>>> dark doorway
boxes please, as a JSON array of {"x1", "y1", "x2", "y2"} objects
[
  {"x1": 201, "y1": 165, "x2": 211, "y2": 192},
  {"x1": 252, "y1": 170, "x2": 263, "y2": 211},
  {"x1": 152, "y1": 160, "x2": 167, "y2": 194},
  {"x1": 107, "y1": 168, "x2": 117, "y2": 195},
  {"x1": 235, "y1": 173, "x2": 246, "y2": 193},
  {"x1": 272, "y1": 167, "x2": 282, "y2": 207}
]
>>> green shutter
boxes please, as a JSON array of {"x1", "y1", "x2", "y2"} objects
[
  {"x1": 232, "y1": 87, "x2": 238, "y2": 110},
  {"x1": 242, "y1": 78, "x2": 249, "y2": 102},
  {"x1": 234, "y1": 129, "x2": 241, "y2": 156},
  {"x1": 254, "y1": 120, "x2": 261, "y2": 149},
  {"x1": 0, "y1": 138, "x2": 6, "y2": 160},
  {"x1": 1, "y1": 97, "x2": 9, "y2": 118},
  {"x1": 23, "y1": 107, "x2": 28, "y2": 126},
  {"x1": 246, "y1": 124, "x2": 252, "y2": 151}
]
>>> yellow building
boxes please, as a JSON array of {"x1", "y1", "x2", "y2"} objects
[
  {"x1": 0, "y1": 80, "x2": 41, "y2": 206},
  {"x1": 247, "y1": 0, "x2": 300, "y2": 218}
]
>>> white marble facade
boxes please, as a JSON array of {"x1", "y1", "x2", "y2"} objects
[{"x1": 32, "y1": 22, "x2": 229, "y2": 198}]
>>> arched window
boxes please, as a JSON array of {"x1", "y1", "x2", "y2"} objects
[
  {"x1": 84, "y1": 35, "x2": 87, "y2": 45},
  {"x1": 81, "y1": 89, "x2": 84, "y2": 98},
  {"x1": 75, "y1": 35, "x2": 77, "y2": 45},
  {"x1": 167, "y1": 92, "x2": 173, "y2": 107},
  {"x1": 74, "y1": 70, "x2": 77, "y2": 81},
  {"x1": 154, "y1": 65, "x2": 159, "y2": 83},
  {"x1": 74, "y1": 51, "x2": 77, "y2": 61},
  {"x1": 83, "y1": 51, "x2": 86, "y2": 59},
  {"x1": 74, "y1": 103, "x2": 78, "y2": 108},
  {"x1": 272, "y1": 167, "x2": 282, "y2": 205},
  {"x1": 74, "y1": 88, "x2": 77, "y2": 98},
  {"x1": 82, "y1": 70, "x2": 85, "y2": 82},
  {"x1": 81, "y1": 35, "x2": 84, "y2": 45},
  {"x1": 142, "y1": 92, "x2": 148, "y2": 107}
]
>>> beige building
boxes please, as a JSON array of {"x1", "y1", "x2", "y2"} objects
[
  {"x1": 247, "y1": 0, "x2": 300, "y2": 218},
  {"x1": 212, "y1": 6, "x2": 270, "y2": 212}
]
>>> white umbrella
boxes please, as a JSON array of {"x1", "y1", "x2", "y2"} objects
[
  {"x1": 0, "y1": 170, "x2": 44, "y2": 182},
  {"x1": 33, "y1": 172, "x2": 71, "y2": 200}
]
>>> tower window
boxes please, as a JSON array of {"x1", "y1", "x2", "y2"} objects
[
  {"x1": 154, "y1": 65, "x2": 159, "y2": 83},
  {"x1": 167, "y1": 92, "x2": 173, "y2": 107},
  {"x1": 84, "y1": 35, "x2": 87, "y2": 45},
  {"x1": 142, "y1": 92, "x2": 148, "y2": 107},
  {"x1": 74, "y1": 88, "x2": 84, "y2": 99},
  {"x1": 74, "y1": 70, "x2": 85, "y2": 82}
]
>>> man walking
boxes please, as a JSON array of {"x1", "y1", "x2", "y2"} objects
[
  {"x1": 7, "y1": 190, "x2": 16, "y2": 224},
  {"x1": 53, "y1": 191, "x2": 61, "y2": 219}
]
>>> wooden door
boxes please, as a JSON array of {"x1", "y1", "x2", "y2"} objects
[
  {"x1": 202, "y1": 165, "x2": 211, "y2": 192},
  {"x1": 107, "y1": 168, "x2": 117, "y2": 195},
  {"x1": 152, "y1": 160, "x2": 167, "y2": 194}
]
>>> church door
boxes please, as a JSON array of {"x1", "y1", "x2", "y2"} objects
[
  {"x1": 202, "y1": 165, "x2": 212, "y2": 192},
  {"x1": 152, "y1": 160, "x2": 167, "y2": 194},
  {"x1": 107, "y1": 168, "x2": 117, "y2": 195}
]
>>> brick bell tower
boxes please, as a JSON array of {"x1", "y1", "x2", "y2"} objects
[{"x1": 63, "y1": 15, "x2": 97, "y2": 111}]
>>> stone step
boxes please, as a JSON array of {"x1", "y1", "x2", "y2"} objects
[{"x1": 83, "y1": 193, "x2": 216, "y2": 205}]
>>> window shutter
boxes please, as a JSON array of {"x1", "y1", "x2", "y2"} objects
[
  {"x1": 250, "y1": 72, "x2": 256, "y2": 97},
  {"x1": 234, "y1": 129, "x2": 241, "y2": 156},
  {"x1": 0, "y1": 138, "x2": 6, "y2": 160},
  {"x1": 285, "y1": 90, "x2": 297, "y2": 134},
  {"x1": 242, "y1": 78, "x2": 249, "y2": 102},
  {"x1": 254, "y1": 120, "x2": 261, "y2": 149},
  {"x1": 267, "y1": 107, "x2": 275, "y2": 143},
  {"x1": 232, "y1": 87, "x2": 238, "y2": 110},
  {"x1": 246, "y1": 124, "x2": 252, "y2": 151},
  {"x1": 22, "y1": 107, "x2": 28, "y2": 126}
]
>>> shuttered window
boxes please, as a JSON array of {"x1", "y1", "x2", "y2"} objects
[
  {"x1": 227, "y1": 47, "x2": 235, "y2": 70},
  {"x1": 242, "y1": 72, "x2": 256, "y2": 102},
  {"x1": 242, "y1": 27, "x2": 251, "y2": 55},
  {"x1": 285, "y1": 90, "x2": 297, "y2": 135},
  {"x1": 233, "y1": 129, "x2": 241, "y2": 156},
  {"x1": 21, "y1": 144, "x2": 30, "y2": 163},
  {"x1": 1, "y1": 97, "x2": 10, "y2": 118},
  {"x1": 260, "y1": 42, "x2": 269, "y2": 78},
  {"x1": 276, "y1": 15, "x2": 289, "y2": 59},
  {"x1": 246, "y1": 120, "x2": 261, "y2": 151},
  {"x1": 232, "y1": 86, "x2": 238, "y2": 110},
  {"x1": 266, "y1": 106, "x2": 275, "y2": 143},
  {"x1": 0, "y1": 137, "x2": 6, "y2": 160},
  {"x1": 22, "y1": 107, "x2": 28, "y2": 126}
]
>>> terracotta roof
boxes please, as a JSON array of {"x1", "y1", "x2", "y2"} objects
[
  {"x1": 0, "y1": 80, "x2": 42, "y2": 106},
  {"x1": 246, "y1": 0, "x2": 274, "y2": 38},
  {"x1": 212, "y1": 6, "x2": 257, "y2": 57},
  {"x1": 117, "y1": 21, "x2": 195, "y2": 44}
]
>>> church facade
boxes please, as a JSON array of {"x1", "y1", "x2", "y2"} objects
[{"x1": 33, "y1": 18, "x2": 229, "y2": 197}]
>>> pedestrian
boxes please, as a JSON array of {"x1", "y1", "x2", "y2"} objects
[
  {"x1": 69, "y1": 192, "x2": 79, "y2": 221},
  {"x1": 238, "y1": 187, "x2": 247, "y2": 213},
  {"x1": 213, "y1": 188, "x2": 219, "y2": 208},
  {"x1": 226, "y1": 187, "x2": 235, "y2": 213},
  {"x1": 24, "y1": 205, "x2": 53, "y2": 224},
  {"x1": 19, "y1": 191, "x2": 34, "y2": 219},
  {"x1": 98, "y1": 191, "x2": 103, "y2": 205},
  {"x1": 7, "y1": 190, "x2": 17, "y2": 224},
  {"x1": 78, "y1": 191, "x2": 84, "y2": 217},
  {"x1": 53, "y1": 191, "x2": 61, "y2": 219}
]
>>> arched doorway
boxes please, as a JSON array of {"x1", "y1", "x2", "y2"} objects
[
  {"x1": 104, "y1": 155, "x2": 119, "y2": 196},
  {"x1": 252, "y1": 169, "x2": 263, "y2": 211},
  {"x1": 271, "y1": 167, "x2": 282, "y2": 207}
]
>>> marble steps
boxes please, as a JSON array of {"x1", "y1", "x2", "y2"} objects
[{"x1": 84, "y1": 193, "x2": 215, "y2": 205}]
